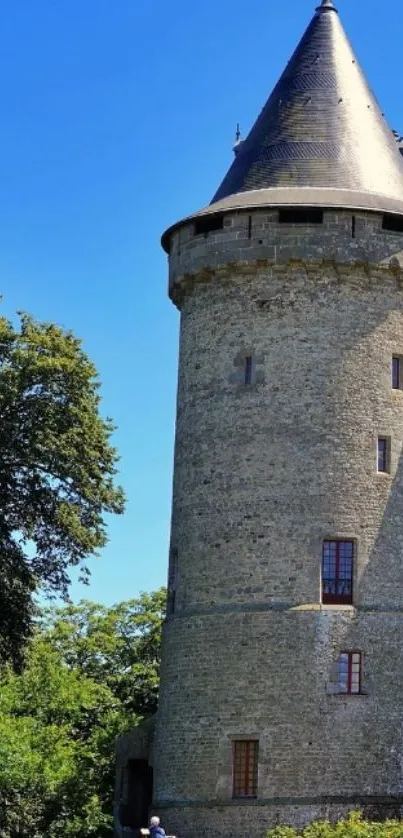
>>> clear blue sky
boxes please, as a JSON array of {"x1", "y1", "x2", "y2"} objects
[{"x1": 1, "y1": 0, "x2": 402, "y2": 605}]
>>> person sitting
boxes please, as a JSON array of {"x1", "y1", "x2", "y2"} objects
[{"x1": 149, "y1": 816, "x2": 166, "y2": 838}]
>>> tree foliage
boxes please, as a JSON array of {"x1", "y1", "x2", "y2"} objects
[
  {"x1": 0, "y1": 589, "x2": 166, "y2": 838},
  {"x1": 267, "y1": 813, "x2": 403, "y2": 838},
  {"x1": 0, "y1": 311, "x2": 124, "y2": 666},
  {"x1": 42, "y1": 588, "x2": 166, "y2": 717}
]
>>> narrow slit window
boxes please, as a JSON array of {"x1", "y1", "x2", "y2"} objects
[
  {"x1": 248, "y1": 215, "x2": 252, "y2": 239},
  {"x1": 322, "y1": 540, "x2": 354, "y2": 605},
  {"x1": 392, "y1": 356, "x2": 401, "y2": 390},
  {"x1": 232, "y1": 740, "x2": 258, "y2": 798},
  {"x1": 338, "y1": 652, "x2": 362, "y2": 694},
  {"x1": 244, "y1": 356, "x2": 253, "y2": 385},
  {"x1": 167, "y1": 589, "x2": 176, "y2": 615},
  {"x1": 167, "y1": 548, "x2": 178, "y2": 616},
  {"x1": 351, "y1": 215, "x2": 356, "y2": 239},
  {"x1": 377, "y1": 437, "x2": 389, "y2": 473}
]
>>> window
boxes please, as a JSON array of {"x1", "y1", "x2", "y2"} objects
[
  {"x1": 382, "y1": 214, "x2": 403, "y2": 233},
  {"x1": 392, "y1": 356, "x2": 401, "y2": 390},
  {"x1": 377, "y1": 437, "x2": 390, "y2": 473},
  {"x1": 322, "y1": 540, "x2": 353, "y2": 605},
  {"x1": 338, "y1": 652, "x2": 362, "y2": 694},
  {"x1": 167, "y1": 548, "x2": 178, "y2": 615},
  {"x1": 167, "y1": 589, "x2": 176, "y2": 616},
  {"x1": 194, "y1": 214, "x2": 224, "y2": 236},
  {"x1": 244, "y1": 356, "x2": 253, "y2": 385},
  {"x1": 279, "y1": 208, "x2": 323, "y2": 224},
  {"x1": 230, "y1": 352, "x2": 263, "y2": 387},
  {"x1": 232, "y1": 740, "x2": 258, "y2": 799}
]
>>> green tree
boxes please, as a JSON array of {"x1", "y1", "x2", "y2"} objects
[
  {"x1": 42, "y1": 588, "x2": 166, "y2": 717},
  {"x1": 0, "y1": 589, "x2": 166, "y2": 838},
  {"x1": 0, "y1": 638, "x2": 123, "y2": 838},
  {"x1": 0, "y1": 311, "x2": 124, "y2": 667}
]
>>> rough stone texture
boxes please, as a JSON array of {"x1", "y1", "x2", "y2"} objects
[
  {"x1": 168, "y1": 209, "x2": 403, "y2": 300},
  {"x1": 114, "y1": 719, "x2": 155, "y2": 838},
  {"x1": 152, "y1": 211, "x2": 403, "y2": 837},
  {"x1": 152, "y1": 801, "x2": 403, "y2": 838}
]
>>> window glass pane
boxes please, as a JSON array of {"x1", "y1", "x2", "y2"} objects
[
  {"x1": 338, "y1": 652, "x2": 361, "y2": 694},
  {"x1": 245, "y1": 357, "x2": 253, "y2": 385},
  {"x1": 322, "y1": 541, "x2": 354, "y2": 603},
  {"x1": 233, "y1": 741, "x2": 258, "y2": 798},
  {"x1": 393, "y1": 357, "x2": 400, "y2": 389},
  {"x1": 338, "y1": 652, "x2": 349, "y2": 691},
  {"x1": 378, "y1": 438, "x2": 388, "y2": 472}
]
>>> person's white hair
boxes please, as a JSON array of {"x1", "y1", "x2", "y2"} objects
[{"x1": 150, "y1": 817, "x2": 160, "y2": 827}]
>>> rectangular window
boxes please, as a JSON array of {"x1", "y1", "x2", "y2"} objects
[
  {"x1": 232, "y1": 740, "x2": 258, "y2": 799},
  {"x1": 392, "y1": 356, "x2": 401, "y2": 390},
  {"x1": 194, "y1": 214, "x2": 224, "y2": 236},
  {"x1": 279, "y1": 208, "x2": 324, "y2": 224},
  {"x1": 377, "y1": 437, "x2": 390, "y2": 473},
  {"x1": 338, "y1": 652, "x2": 362, "y2": 694},
  {"x1": 322, "y1": 540, "x2": 353, "y2": 605},
  {"x1": 382, "y1": 214, "x2": 403, "y2": 233},
  {"x1": 244, "y1": 356, "x2": 253, "y2": 385}
]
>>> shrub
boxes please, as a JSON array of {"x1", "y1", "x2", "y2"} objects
[{"x1": 266, "y1": 812, "x2": 403, "y2": 838}]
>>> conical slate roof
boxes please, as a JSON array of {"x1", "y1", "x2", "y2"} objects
[
  {"x1": 162, "y1": 0, "x2": 403, "y2": 250},
  {"x1": 212, "y1": 0, "x2": 403, "y2": 205}
]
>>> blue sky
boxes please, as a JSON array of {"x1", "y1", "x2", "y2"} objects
[{"x1": 1, "y1": 0, "x2": 402, "y2": 605}]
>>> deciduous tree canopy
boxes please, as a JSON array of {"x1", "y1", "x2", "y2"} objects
[
  {"x1": 43, "y1": 588, "x2": 166, "y2": 717},
  {"x1": 0, "y1": 311, "x2": 124, "y2": 666},
  {"x1": 0, "y1": 589, "x2": 166, "y2": 838}
]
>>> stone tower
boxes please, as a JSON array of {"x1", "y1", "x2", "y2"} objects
[{"x1": 153, "y1": 2, "x2": 403, "y2": 836}]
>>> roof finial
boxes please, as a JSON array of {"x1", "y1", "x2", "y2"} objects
[
  {"x1": 233, "y1": 123, "x2": 244, "y2": 156},
  {"x1": 316, "y1": 0, "x2": 338, "y2": 12}
]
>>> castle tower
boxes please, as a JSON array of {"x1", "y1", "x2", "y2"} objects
[{"x1": 153, "y1": 2, "x2": 403, "y2": 835}]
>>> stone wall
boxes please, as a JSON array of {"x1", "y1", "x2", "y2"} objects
[
  {"x1": 154, "y1": 800, "x2": 402, "y2": 838},
  {"x1": 168, "y1": 209, "x2": 403, "y2": 301},
  {"x1": 153, "y1": 211, "x2": 403, "y2": 838},
  {"x1": 114, "y1": 719, "x2": 155, "y2": 838}
]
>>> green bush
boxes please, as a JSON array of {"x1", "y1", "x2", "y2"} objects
[{"x1": 267, "y1": 812, "x2": 403, "y2": 838}]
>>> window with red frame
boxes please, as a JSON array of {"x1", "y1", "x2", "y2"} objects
[
  {"x1": 338, "y1": 652, "x2": 362, "y2": 694},
  {"x1": 232, "y1": 740, "x2": 258, "y2": 798},
  {"x1": 322, "y1": 540, "x2": 354, "y2": 605}
]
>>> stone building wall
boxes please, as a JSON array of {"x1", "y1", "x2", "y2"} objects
[
  {"x1": 153, "y1": 210, "x2": 403, "y2": 838},
  {"x1": 114, "y1": 719, "x2": 155, "y2": 837},
  {"x1": 168, "y1": 209, "x2": 403, "y2": 299}
]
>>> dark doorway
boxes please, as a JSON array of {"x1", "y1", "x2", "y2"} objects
[{"x1": 120, "y1": 759, "x2": 153, "y2": 830}]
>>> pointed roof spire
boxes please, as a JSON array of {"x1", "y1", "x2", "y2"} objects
[
  {"x1": 210, "y1": 1, "x2": 403, "y2": 211},
  {"x1": 161, "y1": 0, "x2": 403, "y2": 251},
  {"x1": 316, "y1": 0, "x2": 337, "y2": 12}
]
